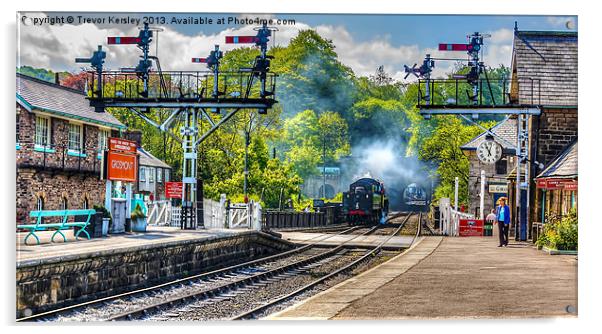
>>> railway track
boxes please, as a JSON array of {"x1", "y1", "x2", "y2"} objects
[
  {"x1": 19, "y1": 212, "x2": 418, "y2": 322},
  {"x1": 230, "y1": 212, "x2": 420, "y2": 320},
  {"x1": 16, "y1": 225, "x2": 366, "y2": 322}
]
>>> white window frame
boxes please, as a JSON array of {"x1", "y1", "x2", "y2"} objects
[
  {"x1": 140, "y1": 167, "x2": 146, "y2": 181},
  {"x1": 68, "y1": 122, "x2": 83, "y2": 152},
  {"x1": 157, "y1": 168, "x2": 163, "y2": 183},
  {"x1": 34, "y1": 115, "x2": 51, "y2": 148},
  {"x1": 149, "y1": 167, "x2": 155, "y2": 182},
  {"x1": 165, "y1": 169, "x2": 170, "y2": 182},
  {"x1": 98, "y1": 128, "x2": 110, "y2": 151}
]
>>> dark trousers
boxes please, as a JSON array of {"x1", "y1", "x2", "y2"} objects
[{"x1": 497, "y1": 221, "x2": 509, "y2": 245}]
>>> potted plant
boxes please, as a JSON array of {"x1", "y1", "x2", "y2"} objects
[
  {"x1": 130, "y1": 203, "x2": 147, "y2": 232},
  {"x1": 93, "y1": 205, "x2": 112, "y2": 237}
]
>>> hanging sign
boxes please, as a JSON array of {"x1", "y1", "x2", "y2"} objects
[
  {"x1": 488, "y1": 184, "x2": 508, "y2": 193},
  {"x1": 536, "y1": 178, "x2": 577, "y2": 190},
  {"x1": 106, "y1": 151, "x2": 138, "y2": 182},
  {"x1": 165, "y1": 182, "x2": 183, "y2": 199},
  {"x1": 109, "y1": 137, "x2": 137, "y2": 154}
]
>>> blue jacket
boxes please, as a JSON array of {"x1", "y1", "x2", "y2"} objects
[{"x1": 496, "y1": 205, "x2": 510, "y2": 225}]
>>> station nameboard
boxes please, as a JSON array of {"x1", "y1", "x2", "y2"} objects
[
  {"x1": 488, "y1": 183, "x2": 508, "y2": 194},
  {"x1": 109, "y1": 137, "x2": 137, "y2": 154},
  {"x1": 106, "y1": 151, "x2": 138, "y2": 182},
  {"x1": 536, "y1": 178, "x2": 578, "y2": 191},
  {"x1": 165, "y1": 182, "x2": 183, "y2": 199}
]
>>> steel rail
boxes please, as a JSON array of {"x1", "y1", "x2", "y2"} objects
[
  {"x1": 105, "y1": 225, "x2": 381, "y2": 321},
  {"x1": 230, "y1": 212, "x2": 418, "y2": 320},
  {"x1": 16, "y1": 226, "x2": 363, "y2": 322}
]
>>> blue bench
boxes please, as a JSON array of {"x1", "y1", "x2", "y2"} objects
[{"x1": 17, "y1": 209, "x2": 97, "y2": 245}]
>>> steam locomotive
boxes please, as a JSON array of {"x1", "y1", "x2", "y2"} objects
[
  {"x1": 400, "y1": 182, "x2": 429, "y2": 212},
  {"x1": 342, "y1": 177, "x2": 389, "y2": 225}
]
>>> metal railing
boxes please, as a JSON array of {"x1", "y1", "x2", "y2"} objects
[
  {"x1": 86, "y1": 70, "x2": 277, "y2": 101},
  {"x1": 417, "y1": 77, "x2": 541, "y2": 108},
  {"x1": 16, "y1": 141, "x2": 102, "y2": 175}
]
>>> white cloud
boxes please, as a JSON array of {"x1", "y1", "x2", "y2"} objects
[{"x1": 17, "y1": 13, "x2": 514, "y2": 84}]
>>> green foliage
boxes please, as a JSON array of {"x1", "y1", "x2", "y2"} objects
[
  {"x1": 536, "y1": 209, "x2": 578, "y2": 251},
  {"x1": 131, "y1": 204, "x2": 146, "y2": 219},
  {"x1": 93, "y1": 205, "x2": 112, "y2": 222},
  {"x1": 418, "y1": 116, "x2": 488, "y2": 205}
]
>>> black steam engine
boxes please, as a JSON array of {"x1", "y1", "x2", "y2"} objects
[{"x1": 342, "y1": 178, "x2": 389, "y2": 225}]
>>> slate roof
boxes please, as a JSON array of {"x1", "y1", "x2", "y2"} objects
[
  {"x1": 138, "y1": 147, "x2": 171, "y2": 169},
  {"x1": 16, "y1": 73, "x2": 125, "y2": 129},
  {"x1": 536, "y1": 140, "x2": 577, "y2": 179},
  {"x1": 512, "y1": 30, "x2": 578, "y2": 106},
  {"x1": 461, "y1": 117, "x2": 517, "y2": 152}
]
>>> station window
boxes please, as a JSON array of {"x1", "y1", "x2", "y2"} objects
[
  {"x1": 495, "y1": 157, "x2": 508, "y2": 175},
  {"x1": 36, "y1": 196, "x2": 44, "y2": 211},
  {"x1": 34, "y1": 115, "x2": 51, "y2": 147},
  {"x1": 98, "y1": 129, "x2": 109, "y2": 151},
  {"x1": 68, "y1": 123, "x2": 83, "y2": 151},
  {"x1": 149, "y1": 167, "x2": 155, "y2": 182},
  {"x1": 82, "y1": 197, "x2": 89, "y2": 209},
  {"x1": 140, "y1": 167, "x2": 146, "y2": 181},
  {"x1": 165, "y1": 169, "x2": 170, "y2": 182},
  {"x1": 157, "y1": 168, "x2": 162, "y2": 183},
  {"x1": 61, "y1": 197, "x2": 68, "y2": 210}
]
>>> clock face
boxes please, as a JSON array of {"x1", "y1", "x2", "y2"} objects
[{"x1": 477, "y1": 140, "x2": 502, "y2": 164}]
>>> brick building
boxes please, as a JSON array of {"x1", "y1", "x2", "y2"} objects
[
  {"x1": 461, "y1": 118, "x2": 517, "y2": 217},
  {"x1": 461, "y1": 29, "x2": 577, "y2": 239},
  {"x1": 511, "y1": 30, "x2": 577, "y2": 236},
  {"x1": 16, "y1": 73, "x2": 126, "y2": 224}
]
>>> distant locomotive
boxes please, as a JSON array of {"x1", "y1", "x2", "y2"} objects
[
  {"x1": 402, "y1": 182, "x2": 429, "y2": 211},
  {"x1": 342, "y1": 177, "x2": 389, "y2": 225}
]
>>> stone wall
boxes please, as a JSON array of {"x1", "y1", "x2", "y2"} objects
[
  {"x1": 16, "y1": 232, "x2": 293, "y2": 317},
  {"x1": 466, "y1": 151, "x2": 511, "y2": 217},
  {"x1": 534, "y1": 107, "x2": 578, "y2": 165}
]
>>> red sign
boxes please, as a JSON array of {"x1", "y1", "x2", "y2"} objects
[
  {"x1": 109, "y1": 137, "x2": 137, "y2": 154},
  {"x1": 107, "y1": 151, "x2": 138, "y2": 182},
  {"x1": 536, "y1": 178, "x2": 577, "y2": 190},
  {"x1": 165, "y1": 182, "x2": 183, "y2": 199},
  {"x1": 459, "y1": 219, "x2": 484, "y2": 237}
]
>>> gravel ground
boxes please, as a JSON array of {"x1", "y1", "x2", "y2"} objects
[
  {"x1": 47, "y1": 247, "x2": 329, "y2": 322},
  {"x1": 146, "y1": 250, "x2": 399, "y2": 321}
]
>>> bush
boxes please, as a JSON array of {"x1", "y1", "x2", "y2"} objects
[
  {"x1": 536, "y1": 209, "x2": 578, "y2": 251},
  {"x1": 131, "y1": 203, "x2": 146, "y2": 219}
]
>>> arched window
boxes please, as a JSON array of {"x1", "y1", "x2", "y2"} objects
[
  {"x1": 82, "y1": 197, "x2": 89, "y2": 209},
  {"x1": 36, "y1": 196, "x2": 44, "y2": 211},
  {"x1": 61, "y1": 197, "x2": 68, "y2": 210}
]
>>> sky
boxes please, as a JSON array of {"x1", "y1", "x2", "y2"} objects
[{"x1": 16, "y1": 12, "x2": 577, "y2": 81}]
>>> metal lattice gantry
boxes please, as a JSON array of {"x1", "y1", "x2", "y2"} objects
[
  {"x1": 406, "y1": 30, "x2": 542, "y2": 241},
  {"x1": 76, "y1": 23, "x2": 278, "y2": 229}
]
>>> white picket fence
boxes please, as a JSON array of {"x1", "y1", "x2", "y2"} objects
[
  {"x1": 163, "y1": 195, "x2": 262, "y2": 230},
  {"x1": 439, "y1": 197, "x2": 474, "y2": 236},
  {"x1": 147, "y1": 200, "x2": 172, "y2": 226}
]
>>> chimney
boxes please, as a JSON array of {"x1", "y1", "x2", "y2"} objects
[{"x1": 126, "y1": 130, "x2": 143, "y2": 148}]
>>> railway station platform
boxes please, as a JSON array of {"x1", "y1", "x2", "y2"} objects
[
  {"x1": 16, "y1": 226, "x2": 293, "y2": 317},
  {"x1": 16, "y1": 226, "x2": 255, "y2": 264},
  {"x1": 278, "y1": 231, "x2": 415, "y2": 250},
  {"x1": 268, "y1": 236, "x2": 578, "y2": 320}
]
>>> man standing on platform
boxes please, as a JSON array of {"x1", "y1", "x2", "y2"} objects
[{"x1": 495, "y1": 197, "x2": 511, "y2": 247}]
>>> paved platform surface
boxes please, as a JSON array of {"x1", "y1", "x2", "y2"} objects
[
  {"x1": 269, "y1": 236, "x2": 578, "y2": 320},
  {"x1": 278, "y1": 231, "x2": 415, "y2": 249},
  {"x1": 16, "y1": 226, "x2": 251, "y2": 265}
]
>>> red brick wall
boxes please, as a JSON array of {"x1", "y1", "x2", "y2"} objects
[{"x1": 16, "y1": 103, "x2": 117, "y2": 225}]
